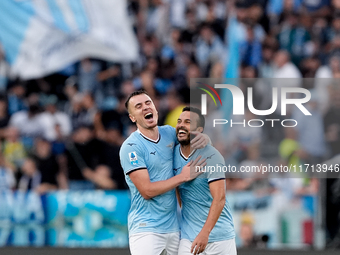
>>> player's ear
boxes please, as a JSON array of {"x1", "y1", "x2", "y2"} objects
[
  {"x1": 196, "y1": 127, "x2": 203, "y2": 133},
  {"x1": 129, "y1": 114, "x2": 136, "y2": 123}
]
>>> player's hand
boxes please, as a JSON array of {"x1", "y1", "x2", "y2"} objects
[
  {"x1": 180, "y1": 156, "x2": 207, "y2": 182},
  {"x1": 191, "y1": 231, "x2": 209, "y2": 254},
  {"x1": 190, "y1": 132, "x2": 210, "y2": 149}
]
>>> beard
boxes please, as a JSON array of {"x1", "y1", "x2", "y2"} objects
[
  {"x1": 178, "y1": 137, "x2": 190, "y2": 146},
  {"x1": 176, "y1": 126, "x2": 191, "y2": 146}
]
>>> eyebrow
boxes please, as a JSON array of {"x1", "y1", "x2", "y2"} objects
[
  {"x1": 134, "y1": 102, "x2": 142, "y2": 108},
  {"x1": 134, "y1": 100, "x2": 151, "y2": 108}
]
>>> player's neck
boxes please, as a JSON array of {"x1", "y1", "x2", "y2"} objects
[
  {"x1": 180, "y1": 144, "x2": 192, "y2": 158},
  {"x1": 138, "y1": 126, "x2": 159, "y2": 141}
]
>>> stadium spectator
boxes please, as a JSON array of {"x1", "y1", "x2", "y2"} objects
[
  {"x1": 98, "y1": 94, "x2": 135, "y2": 139},
  {"x1": 238, "y1": 212, "x2": 255, "y2": 248},
  {"x1": 9, "y1": 103, "x2": 48, "y2": 149},
  {"x1": 77, "y1": 58, "x2": 102, "y2": 94},
  {"x1": 18, "y1": 158, "x2": 57, "y2": 194},
  {"x1": 81, "y1": 92, "x2": 99, "y2": 126},
  {"x1": 97, "y1": 122, "x2": 127, "y2": 190},
  {"x1": 39, "y1": 94, "x2": 72, "y2": 141},
  {"x1": 0, "y1": 154, "x2": 15, "y2": 191},
  {"x1": 278, "y1": 12, "x2": 312, "y2": 66},
  {"x1": 64, "y1": 125, "x2": 102, "y2": 190},
  {"x1": 292, "y1": 92, "x2": 326, "y2": 165},
  {"x1": 324, "y1": 83, "x2": 340, "y2": 156},
  {"x1": 96, "y1": 63, "x2": 121, "y2": 110},
  {"x1": 68, "y1": 93, "x2": 85, "y2": 130},
  {"x1": 0, "y1": 95, "x2": 9, "y2": 138},
  {"x1": 0, "y1": 47, "x2": 9, "y2": 92},
  {"x1": 195, "y1": 22, "x2": 224, "y2": 75},
  {"x1": 272, "y1": 50, "x2": 302, "y2": 79},
  {"x1": 240, "y1": 24, "x2": 262, "y2": 67},
  {"x1": 164, "y1": 89, "x2": 186, "y2": 128},
  {"x1": 227, "y1": 110, "x2": 262, "y2": 163},
  {"x1": 63, "y1": 76, "x2": 78, "y2": 112},
  {"x1": 315, "y1": 56, "x2": 340, "y2": 113},
  {"x1": 32, "y1": 137, "x2": 67, "y2": 190},
  {"x1": 7, "y1": 81, "x2": 26, "y2": 116},
  {"x1": 2, "y1": 127, "x2": 26, "y2": 172}
]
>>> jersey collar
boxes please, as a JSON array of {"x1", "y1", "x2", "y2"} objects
[
  {"x1": 180, "y1": 146, "x2": 196, "y2": 161},
  {"x1": 137, "y1": 129, "x2": 161, "y2": 144}
]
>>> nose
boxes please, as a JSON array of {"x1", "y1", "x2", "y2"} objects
[{"x1": 142, "y1": 104, "x2": 151, "y2": 111}]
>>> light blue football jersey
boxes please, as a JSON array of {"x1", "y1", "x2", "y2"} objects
[
  {"x1": 119, "y1": 125, "x2": 179, "y2": 235},
  {"x1": 173, "y1": 144, "x2": 235, "y2": 242}
]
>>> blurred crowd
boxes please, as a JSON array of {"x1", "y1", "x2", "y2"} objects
[{"x1": 1, "y1": 0, "x2": 340, "y2": 240}]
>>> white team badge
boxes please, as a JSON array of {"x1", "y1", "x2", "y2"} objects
[{"x1": 129, "y1": 152, "x2": 138, "y2": 165}]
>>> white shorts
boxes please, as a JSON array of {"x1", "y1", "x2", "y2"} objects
[
  {"x1": 129, "y1": 232, "x2": 180, "y2": 255},
  {"x1": 178, "y1": 238, "x2": 237, "y2": 255}
]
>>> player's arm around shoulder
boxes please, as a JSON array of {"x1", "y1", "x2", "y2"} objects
[
  {"x1": 167, "y1": 125, "x2": 211, "y2": 149},
  {"x1": 120, "y1": 139, "x2": 206, "y2": 200}
]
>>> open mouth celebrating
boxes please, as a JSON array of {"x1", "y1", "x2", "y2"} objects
[
  {"x1": 177, "y1": 128, "x2": 189, "y2": 138},
  {"x1": 144, "y1": 112, "x2": 153, "y2": 120}
]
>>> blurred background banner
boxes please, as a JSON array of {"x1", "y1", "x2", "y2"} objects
[
  {"x1": 0, "y1": 190, "x2": 45, "y2": 246},
  {"x1": 0, "y1": 190, "x2": 130, "y2": 247},
  {"x1": 0, "y1": 0, "x2": 138, "y2": 79},
  {"x1": 228, "y1": 192, "x2": 316, "y2": 249},
  {"x1": 45, "y1": 190, "x2": 130, "y2": 247},
  {"x1": 0, "y1": 189, "x2": 316, "y2": 249}
]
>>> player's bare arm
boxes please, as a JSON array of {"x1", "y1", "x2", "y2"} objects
[
  {"x1": 191, "y1": 179, "x2": 226, "y2": 254},
  {"x1": 129, "y1": 156, "x2": 206, "y2": 200}
]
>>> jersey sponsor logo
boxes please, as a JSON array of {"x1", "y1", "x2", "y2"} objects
[
  {"x1": 150, "y1": 151, "x2": 156, "y2": 155},
  {"x1": 173, "y1": 167, "x2": 180, "y2": 172},
  {"x1": 129, "y1": 152, "x2": 138, "y2": 165},
  {"x1": 207, "y1": 154, "x2": 215, "y2": 160},
  {"x1": 166, "y1": 142, "x2": 174, "y2": 148}
]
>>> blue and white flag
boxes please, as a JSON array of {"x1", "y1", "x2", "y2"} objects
[
  {"x1": 0, "y1": 0, "x2": 139, "y2": 79},
  {"x1": 222, "y1": 15, "x2": 240, "y2": 130}
]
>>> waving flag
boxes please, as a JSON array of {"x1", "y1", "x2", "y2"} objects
[
  {"x1": 0, "y1": 0, "x2": 138, "y2": 79},
  {"x1": 222, "y1": 15, "x2": 240, "y2": 127}
]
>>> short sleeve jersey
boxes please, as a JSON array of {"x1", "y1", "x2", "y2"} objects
[
  {"x1": 120, "y1": 125, "x2": 179, "y2": 235},
  {"x1": 173, "y1": 144, "x2": 235, "y2": 242}
]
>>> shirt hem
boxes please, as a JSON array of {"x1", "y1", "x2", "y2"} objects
[
  {"x1": 181, "y1": 234, "x2": 236, "y2": 243},
  {"x1": 129, "y1": 228, "x2": 180, "y2": 237},
  {"x1": 126, "y1": 167, "x2": 146, "y2": 175}
]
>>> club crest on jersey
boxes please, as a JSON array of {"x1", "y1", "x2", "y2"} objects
[{"x1": 129, "y1": 152, "x2": 138, "y2": 165}]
